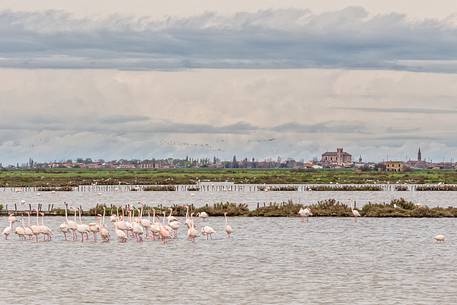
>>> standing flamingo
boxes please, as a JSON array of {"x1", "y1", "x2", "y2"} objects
[
  {"x1": 132, "y1": 209, "x2": 144, "y2": 242},
  {"x1": 2, "y1": 221, "x2": 12, "y2": 240},
  {"x1": 224, "y1": 212, "x2": 233, "y2": 238},
  {"x1": 24, "y1": 212, "x2": 33, "y2": 239},
  {"x1": 100, "y1": 207, "x2": 110, "y2": 242},
  {"x1": 40, "y1": 213, "x2": 53, "y2": 241},
  {"x1": 30, "y1": 210, "x2": 41, "y2": 242},
  {"x1": 184, "y1": 205, "x2": 193, "y2": 229},
  {"x1": 352, "y1": 202, "x2": 361, "y2": 222},
  {"x1": 66, "y1": 205, "x2": 79, "y2": 240},
  {"x1": 114, "y1": 222, "x2": 127, "y2": 243},
  {"x1": 150, "y1": 209, "x2": 160, "y2": 240},
  {"x1": 59, "y1": 203, "x2": 70, "y2": 240},
  {"x1": 88, "y1": 214, "x2": 101, "y2": 241},
  {"x1": 197, "y1": 211, "x2": 208, "y2": 221},
  {"x1": 76, "y1": 208, "x2": 90, "y2": 242},
  {"x1": 298, "y1": 207, "x2": 313, "y2": 223},
  {"x1": 159, "y1": 212, "x2": 171, "y2": 244},
  {"x1": 15, "y1": 218, "x2": 26, "y2": 240},
  {"x1": 201, "y1": 225, "x2": 216, "y2": 240},
  {"x1": 187, "y1": 213, "x2": 199, "y2": 242}
]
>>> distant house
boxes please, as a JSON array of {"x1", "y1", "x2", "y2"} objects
[
  {"x1": 384, "y1": 161, "x2": 407, "y2": 172},
  {"x1": 321, "y1": 148, "x2": 352, "y2": 166}
]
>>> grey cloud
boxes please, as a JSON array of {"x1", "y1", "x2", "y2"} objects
[
  {"x1": 271, "y1": 121, "x2": 369, "y2": 134},
  {"x1": 1, "y1": 8, "x2": 457, "y2": 71},
  {"x1": 0, "y1": 117, "x2": 258, "y2": 135},
  {"x1": 99, "y1": 115, "x2": 151, "y2": 124},
  {"x1": 338, "y1": 107, "x2": 457, "y2": 114}
]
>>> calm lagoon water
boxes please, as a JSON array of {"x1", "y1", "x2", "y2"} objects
[
  {"x1": 1, "y1": 189, "x2": 457, "y2": 210},
  {"x1": 1, "y1": 216, "x2": 457, "y2": 304}
]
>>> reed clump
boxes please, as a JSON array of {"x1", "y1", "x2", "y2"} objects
[
  {"x1": 36, "y1": 186, "x2": 73, "y2": 191},
  {"x1": 415, "y1": 185, "x2": 457, "y2": 191},
  {"x1": 307, "y1": 199, "x2": 352, "y2": 216},
  {"x1": 257, "y1": 186, "x2": 298, "y2": 191},
  {"x1": 361, "y1": 198, "x2": 457, "y2": 217},
  {"x1": 307, "y1": 185, "x2": 382, "y2": 191},
  {"x1": 249, "y1": 201, "x2": 302, "y2": 217},
  {"x1": 143, "y1": 185, "x2": 177, "y2": 191},
  {"x1": 394, "y1": 185, "x2": 408, "y2": 191}
]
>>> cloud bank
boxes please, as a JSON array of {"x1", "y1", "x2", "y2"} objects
[
  {"x1": 0, "y1": 68, "x2": 457, "y2": 164},
  {"x1": 1, "y1": 7, "x2": 457, "y2": 72}
]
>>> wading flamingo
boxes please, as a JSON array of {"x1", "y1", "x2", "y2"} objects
[
  {"x1": 149, "y1": 209, "x2": 161, "y2": 240},
  {"x1": 224, "y1": 212, "x2": 233, "y2": 238},
  {"x1": 184, "y1": 205, "x2": 193, "y2": 229},
  {"x1": 40, "y1": 213, "x2": 53, "y2": 241},
  {"x1": 30, "y1": 210, "x2": 41, "y2": 242},
  {"x1": 2, "y1": 221, "x2": 12, "y2": 240},
  {"x1": 24, "y1": 212, "x2": 33, "y2": 239},
  {"x1": 197, "y1": 211, "x2": 208, "y2": 221},
  {"x1": 100, "y1": 207, "x2": 110, "y2": 242},
  {"x1": 298, "y1": 207, "x2": 313, "y2": 223},
  {"x1": 132, "y1": 209, "x2": 144, "y2": 242},
  {"x1": 201, "y1": 225, "x2": 216, "y2": 240},
  {"x1": 114, "y1": 222, "x2": 127, "y2": 243},
  {"x1": 76, "y1": 208, "x2": 90, "y2": 242},
  {"x1": 159, "y1": 212, "x2": 171, "y2": 244},
  {"x1": 187, "y1": 213, "x2": 199, "y2": 242},
  {"x1": 352, "y1": 202, "x2": 361, "y2": 222},
  {"x1": 66, "y1": 205, "x2": 79, "y2": 240},
  {"x1": 59, "y1": 203, "x2": 70, "y2": 240},
  {"x1": 15, "y1": 219, "x2": 26, "y2": 240},
  {"x1": 88, "y1": 214, "x2": 101, "y2": 241}
]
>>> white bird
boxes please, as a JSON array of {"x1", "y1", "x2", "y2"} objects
[
  {"x1": 201, "y1": 225, "x2": 216, "y2": 240},
  {"x1": 139, "y1": 207, "x2": 151, "y2": 231},
  {"x1": 39, "y1": 213, "x2": 53, "y2": 241},
  {"x1": 224, "y1": 212, "x2": 233, "y2": 238},
  {"x1": 434, "y1": 234, "x2": 445, "y2": 242},
  {"x1": 159, "y1": 212, "x2": 171, "y2": 244},
  {"x1": 67, "y1": 205, "x2": 79, "y2": 241},
  {"x1": 8, "y1": 213, "x2": 17, "y2": 225},
  {"x1": 88, "y1": 215, "x2": 101, "y2": 241},
  {"x1": 298, "y1": 207, "x2": 313, "y2": 223},
  {"x1": 24, "y1": 212, "x2": 33, "y2": 239},
  {"x1": 149, "y1": 209, "x2": 161, "y2": 240},
  {"x1": 187, "y1": 214, "x2": 199, "y2": 242},
  {"x1": 59, "y1": 203, "x2": 70, "y2": 240},
  {"x1": 30, "y1": 210, "x2": 41, "y2": 242},
  {"x1": 351, "y1": 201, "x2": 361, "y2": 222},
  {"x1": 76, "y1": 208, "x2": 90, "y2": 242},
  {"x1": 197, "y1": 211, "x2": 209, "y2": 220},
  {"x1": 184, "y1": 205, "x2": 194, "y2": 229},
  {"x1": 2, "y1": 221, "x2": 12, "y2": 240},
  {"x1": 352, "y1": 208, "x2": 361, "y2": 222},
  {"x1": 132, "y1": 209, "x2": 144, "y2": 242},
  {"x1": 100, "y1": 207, "x2": 110, "y2": 242},
  {"x1": 167, "y1": 208, "x2": 178, "y2": 223},
  {"x1": 15, "y1": 220, "x2": 26, "y2": 240},
  {"x1": 114, "y1": 222, "x2": 127, "y2": 243}
]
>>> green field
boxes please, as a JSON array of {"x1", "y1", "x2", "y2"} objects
[{"x1": 0, "y1": 168, "x2": 456, "y2": 187}]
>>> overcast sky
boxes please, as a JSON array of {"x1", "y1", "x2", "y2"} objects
[{"x1": 1, "y1": 2, "x2": 457, "y2": 164}]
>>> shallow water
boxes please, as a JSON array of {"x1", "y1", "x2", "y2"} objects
[
  {"x1": 1, "y1": 216, "x2": 457, "y2": 304},
  {"x1": 1, "y1": 189, "x2": 457, "y2": 210}
]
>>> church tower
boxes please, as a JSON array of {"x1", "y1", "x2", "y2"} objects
[{"x1": 418, "y1": 147, "x2": 422, "y2": 162}]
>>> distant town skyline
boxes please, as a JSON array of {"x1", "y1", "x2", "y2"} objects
[
  {"x1": 1, "y1": 2, "x2": 457, "y2": 164},
  {"x1": 2, "y1": 146, "x2": 453, "y2": 168}
]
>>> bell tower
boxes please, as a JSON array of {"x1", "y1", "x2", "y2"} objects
[{"x1": 418, "y1": 147, "x2": 422, "y2": 162}]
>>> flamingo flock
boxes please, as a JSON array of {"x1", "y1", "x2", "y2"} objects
[{"x1": 1, "y1": 204, "x2": 235, "y2": 244}]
